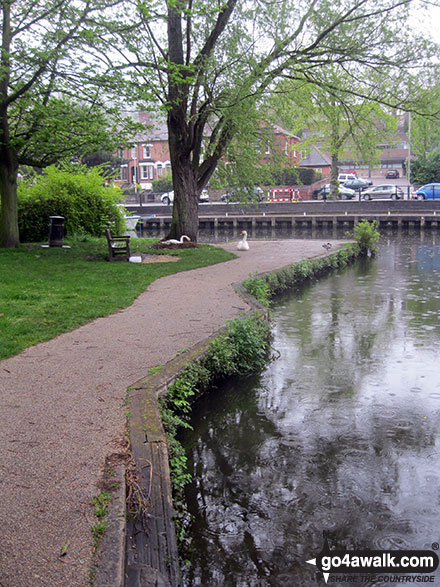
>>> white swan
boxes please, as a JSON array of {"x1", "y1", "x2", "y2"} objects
[
  {"x1": 237, "y1": 230, "x2": 249, "y2": 251},
  {"x1": 161, "y1": 235, "x2": 191, "y2": 245}
]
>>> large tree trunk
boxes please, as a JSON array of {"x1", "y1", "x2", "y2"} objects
[
  {"x1": 330, "y1": 152, "x2": 339, "y2": 199},
  {"x1": 166, "y1": 105, "x2": 200, "y2": 242},
  {"x1": 0, "y1": 143, "x2": 19, "y2": 248},
  {"x1": 168, "y1": 159, "x2": 200, "y2": 242},
  {"x1": 0, "y1": 5, "x2": 19, "y2": 248}
]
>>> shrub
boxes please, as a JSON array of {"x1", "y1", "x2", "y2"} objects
[
  {"x1": 17, "y1": 164, "x2": 125, "y2": 242},
  {"x1": 349, "y1": 219, "x2": 380, "y2": 256},
  {"x1": 271, "y1": 166, "x2": 322, "y2": 186},
  {"x1": 151, "y1": 172, "x2": 173, "y2": 193},
  {"x1": 243, "y1": 244, "x2": 361, "y2": 302},
  {"x1": 410, "y1": 150, "x2": 440, "y2": 185}
]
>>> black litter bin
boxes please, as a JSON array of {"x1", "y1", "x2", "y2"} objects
[{"x1": 48, "y1": 216, "x2": 65, "y2": 246}]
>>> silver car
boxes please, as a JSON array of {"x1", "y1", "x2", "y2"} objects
[{"x1": 362, "y1": 184, "x2": 403, "y2": 200}]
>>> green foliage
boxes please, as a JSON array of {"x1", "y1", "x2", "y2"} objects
[
  {"x1": 271, "y1": 166, "x2": 321, "y2": 186},
  {"x1": 82, "y1": 151, "x2": 125, "y2": 173},
  {"x1": 152, "y1": 172, "x2": 173, "y2": 193},
  {"x1": 244, "y1": 244, "x2": 360, "y2": 300},
  {"x1": 242, "y1": 275, "x2": 270, "y2": 308},
  {"x1": 410, "y1": 150, "x2": 440, "y2": 184},
  {"x1": 91, "y1": 491, "x2": 112, "y2": 518},
  {"x1": 222, "y1": 314, "x2": 271, "y2": 374},
  {"x1": 299, "y1": 167, "x2": 322, "y2": 185},
  {"x1": 159, "y1": 313, "x2": 272, "y2": 546},
  {"x1": 17, "y1": 165, "x2": 125, "y2": 242},
  {"x1": 349, "y1": 219, "x2": 380, "y2": 256},
  {"x1": 409, "y1": 81, "x2": 440, "y2": 161},
  {"x1": 270, "y1": 74, "x2": 399, "y2": 181},
  {"x1": 91, "y1": 521, "x2": 107, "y2": 551}
]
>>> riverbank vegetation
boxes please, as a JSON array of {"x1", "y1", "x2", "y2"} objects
[
  {"x1": 243, "y1": 223, "x2": 380, "y2": 309},
  {"x1": 0, "y1": 240, "x2": 234, "y2": 360},
  {"x1": 349, "y1": 219, "x2": 381, "y2": 256},
  {"x1": 159, "y1": 313, "x2": 273, "y2": 549},
  {"x1": 243, "y1": 243, "x2": 361, "y2": 309}
]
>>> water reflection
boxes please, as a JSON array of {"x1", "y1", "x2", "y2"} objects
[{"x1": 180, "y1": 235, "x2": 440, "y2": 586}]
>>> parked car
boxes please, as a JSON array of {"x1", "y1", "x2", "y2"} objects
[
  {"x1": 221, "y1": 187, "x2": 265, "y2": 202},
  {"x1": 317, "y1": 184, "x2": 356, "y2": 200},
  {"x1": 342, "y1": 178, "x2": 370, "y2": 192},
  {"x1": 161, "y1": 189, "x2": 209, "y2": 205},
  {"x1": 362, "y1": 184, "x2": 403, "y2": 200},
  {"x1": 412, "y1": 183, "x2": 440, "y2": 200},
  {"x1": 338, "y1": 173, "x2": 358, "y2": 183},
  {"x1": 385, "y1": 169, "x2": 400, "y2": 179}
]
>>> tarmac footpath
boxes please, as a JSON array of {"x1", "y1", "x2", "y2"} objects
[{"x1": 0, "y1": 239, "x2": 345, "y2": 587}]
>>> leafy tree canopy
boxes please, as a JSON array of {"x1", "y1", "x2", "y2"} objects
[
  {"x1": 0, "y1": 0, "x2": 140, "y2": 246},
  {"x1": 109, "y1": 0, "x2": 439, "y2": 239}
]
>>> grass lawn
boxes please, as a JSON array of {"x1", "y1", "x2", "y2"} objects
[{"x1": 0, "y1": 237, "x2": 235, "y2": 360}]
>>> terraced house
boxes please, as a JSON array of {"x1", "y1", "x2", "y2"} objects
[
  {"x1": 117, "y1": 112, "x2": 301, "y2": 191},
  {"x1": 117, "y1": 112, "x2": 171, "y2": 190}
]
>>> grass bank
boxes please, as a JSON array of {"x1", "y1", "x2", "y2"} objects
[{"x1": 0, "y1": 238, "x2": 235, "y2": 360}]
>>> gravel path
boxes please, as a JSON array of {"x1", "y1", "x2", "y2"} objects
[{"x1": 0, "y1": 239, "x2": 344, "y2": 587}]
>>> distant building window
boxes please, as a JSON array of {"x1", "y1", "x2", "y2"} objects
[
  {"x1": 140, "y1": 165, "x2": 154, "y2": 180},
  {"x1": 165, "y1": 163, "x2": 171, "y2": 171},
  {"x1": 117, "y1": 148, "x2": 124, "y2": 158},
  {"x1": 131, "y1": 146, "x2": 137, "y2": 159},
  {"x1": 157, "y1": 164, "x2": 163, "y2": 177},
  {"x1": 121, "y1": 166, "x2": 127, "y2": 180},
  {"x1": 285, "y1": 141, "x2": 289, "y2": 156},
  {"x1": 143, "y1": 144, "x2": 152, "y2": 159}
]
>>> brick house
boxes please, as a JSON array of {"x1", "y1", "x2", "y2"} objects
[
  {"x1": 262, "y1": 123, "x2": 301, "y2": 166},
  {"x1": 117, "y1": 112, "x2": 171, "y2": 190},
  {"x1": 118, "y1": 114, "x2": 301, "y2": 189}
]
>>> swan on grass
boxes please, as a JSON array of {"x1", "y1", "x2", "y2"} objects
[
  {"x1": 161, "y1": 235, "x2": 191, "y2": 245},
  {"x1": 237, "y1": 230, "x2": 249, "y2": 251}
]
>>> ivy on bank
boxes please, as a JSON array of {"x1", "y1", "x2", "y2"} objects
[
  {"x1": 243, "y1": 243, "x2": 360, "y2": 309},
  {"x1": 159, "y1": 313, "x2": 272, "y2": 547}
]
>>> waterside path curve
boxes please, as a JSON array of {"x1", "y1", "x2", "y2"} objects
[{"x1": 0, "y1": 239, "x2": 345, "y2": 587}]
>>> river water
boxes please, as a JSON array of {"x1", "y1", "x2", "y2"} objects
[{"x1": 179, "y1": 234, "x2": 440, "y2": 586}]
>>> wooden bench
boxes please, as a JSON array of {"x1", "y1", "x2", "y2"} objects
[{"x1": 105, "y1": 228, "x2": 131, "y2": 261}]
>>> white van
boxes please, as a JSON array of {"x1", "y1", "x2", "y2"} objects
[{"x1": 338, "y1": 173, "x2": 357, "y2": 183}]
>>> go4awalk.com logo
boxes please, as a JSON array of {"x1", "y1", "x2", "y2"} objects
[{"x1": 306, "y1": 540, "x2": 439, "y2": 584}]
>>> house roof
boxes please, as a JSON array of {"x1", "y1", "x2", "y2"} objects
[
  {"x1": 123, "y1": 111, "x2": 169, "y2": 142},
  {"x1": 300, "y1": 144, "x2": 331, "y2": 167},
  {"x1": 271, "y1": 123, "x2": 300, "y2": 140}
]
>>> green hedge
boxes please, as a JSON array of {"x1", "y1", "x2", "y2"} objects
[
  {"x1": 272, "y1": 166, "x2": 323, "y2": 186},
  {"x1": 243, "y1": 244, "x2": 361, "y2": 307},
  {"x1": 17, "y1": 165, "x2": 125, "y2": 242}
]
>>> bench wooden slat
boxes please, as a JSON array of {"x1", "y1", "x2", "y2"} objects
[{"x1": 105, "y1": 228, "x2": 131, "y2": 261}]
